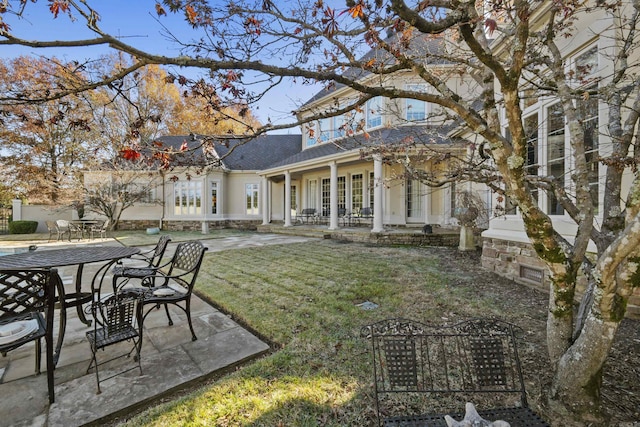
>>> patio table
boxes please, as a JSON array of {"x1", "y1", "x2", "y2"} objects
[{"x1": 0, "y1": 246, "x2": 140, "y2": 364}]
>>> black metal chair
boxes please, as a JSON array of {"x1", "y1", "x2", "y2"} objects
[
  {"x1": 111, "y1": 235, "x2": 172, "y2": 290},
  {"x1": 136, "y1": 241, "x2": 208, "y2": 346},
  {"x1": 0, "y1": 268, "x2": 60, "y2": 404},
  {"x1": 361, "y1": 318, "x2": 549, "y2": 427},
  {"x1": 85, "y1": 289, "x2": 142, "y2": 394}
]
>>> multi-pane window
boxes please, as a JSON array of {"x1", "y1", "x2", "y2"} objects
[
  {"x1": 406, "y1": 84, "x2": 427, "y2": 121},
  {"x1": 321, "y1": 178, "x2": 330, "y2": 216},
  {"x1": 245, "y1": 183, "x2": 259, "y2": 215},
  {"x1": 174, "y1": 180, "x2": 202, "y2": 215},
  {"x1": 366, "y1": 97, "x2": 383, "y2": 128},
  {"x1": 579, "y1": 90, "x2": 599, "y2": 213},
  {"x1": 211, "y1": 181, "x2": 218, "y2": 214},
  {"x1": 351, "y1": 174, "x2": 363, "y2": 212},
  {"x1": 321, "y1": 177, "x2": 346, "y2": 216},
  {"x1": 406, "y1": 178, "x2": 423, "y2": 219},
  {"x1": 575, "y1": 46, "x2": 598, "y2": 84},
  {"x1": 333, "y1": 116, "x2": 345, "y2": 139},
  {"x1": 305, "y1": 123, "x2": 316, "y2": 147},
  {"x1": 319, "y1": 117, "x2": 332, "y2": 142},
  {"x1": 290, "y1": 185, "x2": 297, "y2": 211},
  {"x1": 546, "y1": 103, "x2": 565, "y2": 215},
  {"x1": 308, "y1": 179, "x2": 318, "y2": 210},
  {"x1": 524, "y1": 114, "x2": 540, "y2": 202}
]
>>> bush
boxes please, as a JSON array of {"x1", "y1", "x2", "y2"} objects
[{"x1": 8, "y1": 220, "x2": 38, "y2": 234}]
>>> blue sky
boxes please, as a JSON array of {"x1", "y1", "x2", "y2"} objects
[{"x1": 3, "y1": 1, "x2": 322, "y2": 133}]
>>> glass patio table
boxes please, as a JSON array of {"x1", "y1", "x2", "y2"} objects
[{"x1": 0, "y1": 246, "x2": 140, "y2": 364}]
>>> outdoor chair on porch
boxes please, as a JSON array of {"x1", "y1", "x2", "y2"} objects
[
  {"x1": 0, "y1": 268, "x2": 60, "y2": 404},
  {"x1": 356, "y1": 207, "x2": 373, "y2": 226},
  {"x1": 361, "y1": 318, "x2": 549, "y2": 427},
  {"x1": 132, "y1": 241, "x2": 208, "y2": 346},
  {"x1": 295, "y1": 208, "x2": 317, "y2": 224},
  {"x1": 111, "y1": 235, "x2": 172, "y2": 291},
  {"x1": 85, "y1": 289, "x2": 142, "y2": 394}
]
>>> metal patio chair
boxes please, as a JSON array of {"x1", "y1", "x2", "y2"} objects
[
  {"x1": 112, "y1": 235, "x2": 172, "y2": 290},
  {"x1": 85, "y1": 289, "x2": 143, "y2": 394},
  {"x1": 0, "y1": 268, "x2": 60, "y2": 403}
]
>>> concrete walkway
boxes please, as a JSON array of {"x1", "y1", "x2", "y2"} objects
[{"x1": 0, "y1": 233, "x2": 313, "y2": 427}]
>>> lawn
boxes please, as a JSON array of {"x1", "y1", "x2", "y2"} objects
[{"x1": 122, "y1": 239, "x2": 560, "y2": 426}]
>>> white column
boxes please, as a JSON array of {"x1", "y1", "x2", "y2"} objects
[
  {"x1": 12, "y1": 198, "x2": 22, "y2": 221},
  {"x1": 372, "y1": 155, "x2": 384, "y2": 232},
  {"x1": 284, "y1": 171, "x2": 292, "y2": 227},
  {"x1": 329, "y1": 162, "x2": 338, "y2": 230},
  {"x1": 261, "y1": 176, "x2": 270, "y2": 225}
]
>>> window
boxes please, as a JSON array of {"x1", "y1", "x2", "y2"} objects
[
  {"x1": 173, "y1": 180, "x2": 202, "y2": 215},
  {"x1": 246, "y1": 183, "x2": 259, "y2": 215},
  {"x1": 305, "y1": 123, "x2": 317, "y2": 147},
  {"x1": 524, "y1": 114, "x2": 540, "y2": 202},
  {"x1": 546, "y1": 103, "x2": 565, "y2": 215},
  {"x1": 351, "y1": 174, "x2": 363, "y2": 212},
  {"x1": 502, "y1": 127, "x2": 517, "y2": 215},
  {"x1": 321, "y1": 178, "x2": 330, "y2": 216},
  {"x1": 406, "y1": 84, "x2": 427, "y2": 121},
  {"x1": 321, "y1": 177, "x2": 346, "y2": 216},
  {"x1": 579, "y1": 89, "x2": 599, "y2": 213},
  {"x1": 367, "y1": 97, "x2": 383, "y2": 128},
  {"x1": 308, "y1": 179, "x2": 318, "y2": 210},
  {"x1": 333, "y1": 115, "x2": 345, "y2": 139},
  {"x1": 406, "y1": 178, "x2": 423, "y2": 219},
  {"x1": 211, "y1": 181, "x2": 218, "y2": 214},
  {"x1": 575, "y1": 45, "x2": 598, "y2": 84},
  {"x1": 319, "y1": 117, "x2": 332, "y2": 142},
  {"x1": 291, "y1": 185, "x2": 297, "y2": 211}
]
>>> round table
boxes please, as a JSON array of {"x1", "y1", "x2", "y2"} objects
[{"x1": 0, "y1": 246, "x2": 140, "y2": 365}]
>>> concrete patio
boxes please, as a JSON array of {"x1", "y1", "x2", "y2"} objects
[{"x1": 0, "y1": 233, "x2": 312, "y2": 427}]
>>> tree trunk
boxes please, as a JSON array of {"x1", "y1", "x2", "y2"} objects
[{"x1": 549, "y1": 291, "x2": 621, "y2": 424}]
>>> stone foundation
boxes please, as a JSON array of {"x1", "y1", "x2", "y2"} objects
[
  {"x1": 115, "y1": 219, "x2": 261, "y2": 232},
  {"x1": 482, "y1": 237, "x2": 640, "y2": 319}
]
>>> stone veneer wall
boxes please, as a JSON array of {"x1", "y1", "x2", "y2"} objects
[
  {"x1": 481, "y1": 237, "x2": 640, "y2": 319},
  {"x1": 116, "y1": 219, "x2": 262, "y2": 231},
  {"x1": 329, "y1": 230, "x2": 460, "y2": 246}
]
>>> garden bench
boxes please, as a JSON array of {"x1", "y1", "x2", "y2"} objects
[{"x1": 361, "y1": 318, "x2": 549, "y2": 426}]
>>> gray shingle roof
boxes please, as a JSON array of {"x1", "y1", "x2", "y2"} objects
[
  {"x1": 267, "y1": 125, "x2": 460, "y2": 170},
  {"x1": 156, "y1": 134, "x2": 302, "y2": 170}
]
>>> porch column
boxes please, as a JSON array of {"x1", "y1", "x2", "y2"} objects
[
  {"x1": 284, "y1": 171, "x2": 292, "y2": 227},
  {"x1": 372, "y1": 155, "x2": 384, "y2": 232},
  {"x1": 329, "y1": 161, "x2": 338, "y2": 230},
  {"x1": 261, "y1": 176, "x2": 270, "y2": 225}
]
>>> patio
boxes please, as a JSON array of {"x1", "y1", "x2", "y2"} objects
[{"x1": 0, "y1": 235, "x2": 314, "y2": 426}]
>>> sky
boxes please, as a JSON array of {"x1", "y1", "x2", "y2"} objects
[{"x1": 2, "y1": 1, "x2": 323, "y2": 134}]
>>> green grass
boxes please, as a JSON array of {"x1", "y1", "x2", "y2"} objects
[{"x1": 122, "y1": 240, "x2": 548, "y2": 427}]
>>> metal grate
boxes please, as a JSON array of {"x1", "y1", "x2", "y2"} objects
[{"x1": 520, "y1": 265, "x2": 544, "y2": 284}]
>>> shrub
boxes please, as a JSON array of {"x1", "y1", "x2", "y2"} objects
[{"x1": 8, "y1": 220, "x2": 38, "y2": 234}]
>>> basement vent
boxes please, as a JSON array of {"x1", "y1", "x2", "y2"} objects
[{"x1": 520, "y1": 265, "x2": 544, "y2": 284}]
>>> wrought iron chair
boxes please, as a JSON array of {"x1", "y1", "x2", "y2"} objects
[
  {"x1": 111, "y1": 235, "x2": 172, "y2": 290},
  {"x1": 85, "y1": 289, "x2": 143, "y2": 394},
  {"x1": 89, "y1": 219, "x2": 110, "y2": 240},
  {"x1": 136, "y1": 241, "x2": 208, "y2": 346},
  {"x1": 0, "y1": 268, "x2": 60, "y2": 404},
  {"x1": 45, "y1": 220, "x2": 58, "y2": 242},
  {"x1": 55, "y1": 219, "x2": 82, "y2": 241},
  {"x1": 361, "y1": 318, "x2": 549, "y2": 427}
]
